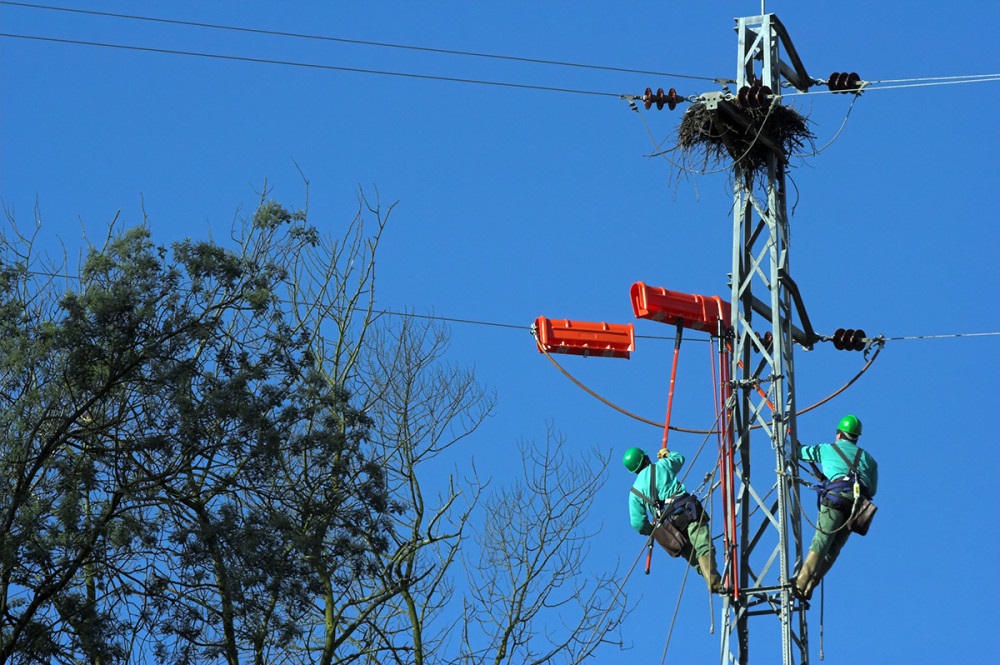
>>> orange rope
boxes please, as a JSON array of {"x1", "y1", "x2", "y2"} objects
[{"x1": 534, "y1": 333, "x2": 884, "y2": 434}]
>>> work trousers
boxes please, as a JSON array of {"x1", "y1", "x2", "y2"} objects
[
  {"x1": 678, "y1": 513, "x2": 715, "y2": 578},
  {"x1": 809, "y1": 503, "x2": 852, "y2": 566}
]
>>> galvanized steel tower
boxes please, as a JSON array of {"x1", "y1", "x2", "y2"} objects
[{"x1": 713, "y1": 14, "x2": 818, "y2": 665}]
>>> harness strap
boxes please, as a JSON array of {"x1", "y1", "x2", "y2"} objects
[
  {"x1": 831, "y1": 443, "x2": 862, "y2": 475},
  {"x1": 630, "y1": 462, "x2": 664, "y2": 515},
  {"x1": 650, "y1": 464, "x2": 662, "y2": 513},
  {"x1": 831, "y1": 444, "x2": 872, "y2": 498},
  {"x1": 630, "y1": 486, "x2": 659, "y2": 512}
]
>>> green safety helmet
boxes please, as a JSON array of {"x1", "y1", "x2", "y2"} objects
[
  {"x1": 623, "y1": 447, "x2": 646, "y2": 474},
  {"x1": 837, "y1": 415, "x2": 862, "y2": 439}
]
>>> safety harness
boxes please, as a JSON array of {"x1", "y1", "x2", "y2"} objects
[
  {"x1": 809, "y1": 444, "x2": 871, "y2": 511},
  {"x1": 630, "y1": 463, "x2": 702, "y2": 532}
]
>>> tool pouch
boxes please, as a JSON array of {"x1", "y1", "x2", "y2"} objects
[
  {"x1": 848, "y1": 496, "x2": 877, "y2": 536},
  {"x1": 653, "y1": 520, "x2": 686, "y2": 557}
]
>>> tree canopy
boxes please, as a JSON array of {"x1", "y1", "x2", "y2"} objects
[{"x1": 0, "y1": 192, "x2": 625, "y2": 665}]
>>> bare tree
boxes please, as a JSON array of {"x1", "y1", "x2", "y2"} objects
[
  {"x1": 348, "y1": 314, "x2": 492, "y2": 665},
  {"x1": 459, "y1": 428, "x2": 629, "y2": 665},
  {"x1": 287, "y1": 191, "x2": 628, "y2": 665},
  {"x1": 283, "y1": 188, "x2": 493, "y2": 664}
]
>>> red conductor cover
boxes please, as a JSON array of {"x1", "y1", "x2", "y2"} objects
[
  {"x1": 534, "y1": 317, "x2": 634, "y2": 359},
  {"x1": 630, "y1": 282, "x2": 730, "y2": 334}
]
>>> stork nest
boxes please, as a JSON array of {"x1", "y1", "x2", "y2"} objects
[{"x1": 674, "y1": 101, "x2": 814, "y2": 177}]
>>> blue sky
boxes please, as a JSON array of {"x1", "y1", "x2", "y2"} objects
[{"x1": 2, "y1": 2, "x2": 998, "y2": 663}]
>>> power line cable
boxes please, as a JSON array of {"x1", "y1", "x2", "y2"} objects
[
  {"x1": 3, "y1": 30, "x2": 995, "y2": 104},
  {"x1": 380, "y1": 308, "x2": 526, "y2": 332},
  {"x1": 781, "y1": 75, "x2": 1000, "y2": 98},
  {"x1": 0, "y1": 1, "x2": 720, "y2": 82},
  {"x1": 861, "y1": 77, "x2": 1000, "y2": 92},
  {"x1": 15, "y1": 268, "x2": 1000, "y2": 343},
  {"x1": 0, "y1": 33, "x2": 624, "y2": 98},
  {"x1": 881, "y1": 332, "x2": 999, "y2": 341},
  {"x1": 8, "y1": 1, "x2": 998, "y2": 97},
  {"x1": 309, "y1": 309, "x2": 1000, "y2": 346},
  {"x1": 532, "y1": 330, "x2": 889, "y2": 435},
  {"x1": 871, "y1": 73, "x2": 1000, "y2": 84}
]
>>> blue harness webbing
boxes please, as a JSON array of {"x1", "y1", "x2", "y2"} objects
[{"x1": 809, "y1": 444, "x2": 870, "y2": 509}]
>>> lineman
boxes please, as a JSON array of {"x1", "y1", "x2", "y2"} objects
[
  {"x1": 624, "y1": 446, "x2": 724, "y2": 593},
  {"x1": 794, "y1": 414, "x2": 879, "y2": 600}
]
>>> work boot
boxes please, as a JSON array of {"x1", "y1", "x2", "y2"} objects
[
  {"x1": 801, "y1": 557, "x2": 833, "y2": 601},
  {"x1": 697, "y1": 554, "x2": 725, "y2": 594},
  {"x1": 793, "y1": 550, "x2": 822, "y2": 601}
]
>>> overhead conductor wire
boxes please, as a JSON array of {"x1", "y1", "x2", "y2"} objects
[
  {"x1": 2, "y1": 32, "x2": 994, "y2": 110},
  {"x1": 18, "y1": 270, "x2": 999, "y2": 344},
  {"x1": 2, "y1": 2, "x2": 995, "y2": 105},
  {"x1": 0, "y1": 33, "x2": 626, "y2": 98},
  {"x1": 4, "y1": 1, "x2": 995, "y2": 94},
  {"x1": 533, "y1": 331, "x2": 888, "y2": 435},
  {"x1": 850, "y1": 75, "x2": 1000, "y2": 92},
  {"x1": 0, "y1": 1, "x2": 718, "y2": 81}
]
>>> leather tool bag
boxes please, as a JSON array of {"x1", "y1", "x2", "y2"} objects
[
  {"x1": 848, "y1": 495, "x2": 877, "y2": 536},
  {"x1": 652, "y1": 519, "x2": 686, "y2": 557}
]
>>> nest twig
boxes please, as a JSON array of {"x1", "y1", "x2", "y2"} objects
[{"x1": 675, "y1": 101, "x2": 814, "y2": 178}]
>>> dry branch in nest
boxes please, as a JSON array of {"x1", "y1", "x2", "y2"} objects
[{"x1": 675, "y1": 101, "x2": 814, "y2": 178}]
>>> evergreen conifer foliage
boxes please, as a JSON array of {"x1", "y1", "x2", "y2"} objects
[{"x1": 0, "y1": 203, "x2": 396, "y2": 664}]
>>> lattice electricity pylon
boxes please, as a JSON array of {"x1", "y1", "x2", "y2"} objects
[{"x1": 710, "y1": 14, "x2": 820, "y2": 665}]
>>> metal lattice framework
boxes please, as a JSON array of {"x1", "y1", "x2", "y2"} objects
[
  {"x1": 715, "y1": 14, "x2": 816, "y2": 665},
  {"x1": 533, "y1": 14, "x2": 827, "y2": 664}
]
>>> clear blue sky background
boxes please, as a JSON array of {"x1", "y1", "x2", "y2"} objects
[{"x1": 2, "y1": 2, "x2": 998, "y2": 664}]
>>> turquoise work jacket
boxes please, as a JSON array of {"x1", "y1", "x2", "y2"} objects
[
  {"x1": 628, "y1": 451, "x2": 688, "y2": 535},
  {"x1": 799, "y1": 440, "x2": 878, "y2": 497}
]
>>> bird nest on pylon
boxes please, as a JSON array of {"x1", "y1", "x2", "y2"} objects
[{"x1": 674, "y1": 101, "x2": 814, "y2": 181}]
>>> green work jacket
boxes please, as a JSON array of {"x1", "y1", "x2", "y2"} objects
[
  {"x1": 629, "y1": 451, "x2": 688, "y2": 535},
  {"x1": 799, "y1": 440, "x2": 878, "y2": 498}
]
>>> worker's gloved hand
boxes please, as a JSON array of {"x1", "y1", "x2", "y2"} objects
[{"x1": 657, "y1": 448, "x2": 670, "y2": 460}]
